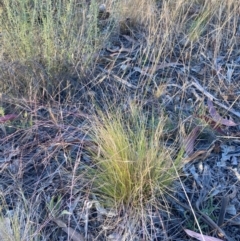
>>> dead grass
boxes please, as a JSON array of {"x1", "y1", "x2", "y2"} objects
[
  {"x1": 0, "y1": 194, "x2": 46, "y2": 241},
  {"x1": 0, "y1": 0, "x2": 239, "y2": 240}
]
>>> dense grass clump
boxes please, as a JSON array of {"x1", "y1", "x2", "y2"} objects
[{"x1": 87, "y1": 107, "x2": 183, "y2": 208}]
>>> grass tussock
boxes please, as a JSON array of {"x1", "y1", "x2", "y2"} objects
[{"x1": 87, "y1": 106, "x2": 183, "y2": 208}]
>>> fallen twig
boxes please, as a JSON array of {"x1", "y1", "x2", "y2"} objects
[
  {"x1": 189, "y1": 77, "x2": 240, "y2": 118},
  {"x1": 98, "y1": 67, "x2": 137, "y2": 89}
]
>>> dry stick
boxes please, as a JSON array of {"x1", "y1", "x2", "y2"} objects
[
  {"x1": 217, "y1": 196, "x2": 229, "y2": 227},
  {"x1": 189, "y1": 77, "x2": 240, "y2": 118},
  {"x1": 195, "y1": 188, "x2": 228, "y2": 240},
  {"x1": 111, "y1": 73, "x2": 137, "y2": 89},
  {"x1": 195, "y1": 203, "x2": 231, "y2": 240},
  {"x1": 213, "y1": 100, "x2": 240, "y2": 118},
  {"x1": 190, "y1": 79, "x2": 217, "y2": 101},
  {"x1": 169, "y1": 195, "x2": 232, "y2": 241},
  {"x1": 99, "y1": 67, "x2": 137, "y2": 89}
]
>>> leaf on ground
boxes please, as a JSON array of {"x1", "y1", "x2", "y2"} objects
[
  {"x1": 197, "y1": 115, "x2": 226, "y2": 134},
  {"x1": 183, "y1": 126, "x2": 201, "y2": 156},
  {"x1": 184, "y1": 229, "x2": 224, "y2": 241},
  {"x1": 207, "y1": 99, "x2": 237, "y2": 126},
  {"x1": 0, "y1": 114, "x2": 17, "y2": 123},
  {"x1": 53, "y1": 218, "x2": 84, "y2": 241}
]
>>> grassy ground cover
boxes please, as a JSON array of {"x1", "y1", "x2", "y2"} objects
[{"x1": 0, "y1": 0, "x2": 239, "y2": 240}]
